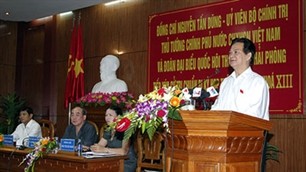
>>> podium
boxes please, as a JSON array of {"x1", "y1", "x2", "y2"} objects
[{"x1": 165, "y1": 110, "x2": 272, "y2": 172}]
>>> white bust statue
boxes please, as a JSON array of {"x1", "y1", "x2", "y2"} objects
[{"x1": 91, "y1": 55, "x2": 128, "y2": 93}]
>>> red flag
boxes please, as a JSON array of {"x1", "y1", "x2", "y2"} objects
[{"x1": 64, "y1": 24, "x2": 85, "y2": 108}]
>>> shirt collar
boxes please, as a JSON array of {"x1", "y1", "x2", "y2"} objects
[
  {"x1": 230, "y1": 67, "x2": 253, "y2": 79},
  {"x1": 23, "y1": 119, "x2": 34, "y2": 128}
]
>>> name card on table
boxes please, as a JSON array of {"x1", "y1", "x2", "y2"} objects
[
  {"x1": 60, "y1": 139, "x2": 75, "y2": 152},
  {"x1": 28, "y1": 136, "x2": 40, "y2": 148},
  {"x1": 3, "y1": 135, "x2": 14, "y2": 146}
]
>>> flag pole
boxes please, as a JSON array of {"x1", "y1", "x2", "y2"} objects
[{"x1": 68, "y1": 102, "x2": 71, "y2": 125}]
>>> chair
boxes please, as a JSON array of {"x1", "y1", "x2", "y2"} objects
[
  {"x1": 136, "y1": 132, "x2": 165, "y2": 172},
  {"x1": 99, "y1": 124, "x2": 107, "y2": 139},
  {"x1": 37, "y1": 119, "x2": 55, "y2": 138},
  {"x1": 87, "y1": 120, "x2": 99, "y2": 139}
]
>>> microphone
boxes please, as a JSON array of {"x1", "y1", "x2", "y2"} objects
[
  {"x1": 199, "y1": 89, "x2": 210, "y2": 99},
  {"x1": 195, "y1": 85, "x2": 218, "y2": 99},
  {"x1": 189, "y1": 68, "x2": 220, "y2": 99},
  {"x1": 16, "y1": 137, "x2": 29, "y2": 150},
  {"x1": 193, "y1": 68, "x2": 221, "y2": 89},
  {"x1": 189, "y1": 87, "x2": 210, "y2": 100},
  {"x1": 188, "y1": 69, "x2": 221, "y2": 110},
  {"x1": 206, "y1": 86, "x2": 218, "y2": 97}
]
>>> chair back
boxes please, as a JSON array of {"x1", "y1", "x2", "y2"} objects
[
  {"x1": 136, "y1": 132, "x2": 165, "y2": 172},
  {"x1": 37, "y1": 119, "x2": 55, "y2": 138},
  {"x1": 87, "y1": 120, "x2": 99, "y2": 138},
  {"x1": 99, "y1": 124, "x2": 108, "y2": 139}
]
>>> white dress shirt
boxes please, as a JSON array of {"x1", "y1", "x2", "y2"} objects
[
  {"x1": 11, "y1": 119, "x2": 42, "y2": 146},
  {"x1": 211, "y1": 67, "x2": 270, "y2": 120}
]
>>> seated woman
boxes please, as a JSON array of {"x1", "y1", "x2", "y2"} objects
[
  {"x1": 11, "y1": 106, "x2": 42, "y2": 146},
  {"x1": 90, "y1": 105, "x2": 137, "y2": 172}
]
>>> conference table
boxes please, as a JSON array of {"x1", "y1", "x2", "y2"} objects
[{"x1": 0, "y1": 146, "x2": 126, "y2": 172}]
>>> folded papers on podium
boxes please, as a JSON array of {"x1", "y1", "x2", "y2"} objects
[{"x1": 82, "y1": 151, "x2": 119, "y2": 158}]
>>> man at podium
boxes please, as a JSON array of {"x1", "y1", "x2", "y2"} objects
[{"x1": 211, "y1": 38, "x2": 269, "y2": 120}]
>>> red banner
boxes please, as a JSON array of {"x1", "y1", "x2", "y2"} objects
[
  {"x1": 64, "y1": 24, "x2": 85, "y2": 108},
  {"x1": 148, "y1": 0, "x2": 303, "y2": 114}
]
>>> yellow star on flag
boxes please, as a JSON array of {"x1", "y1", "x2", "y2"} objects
[
  {"x1": 74, "y1": 58, "x2": 84, "y2": 78},
  {"x1": 67, "y1": 54, "x2": 74, "y2": 74}
]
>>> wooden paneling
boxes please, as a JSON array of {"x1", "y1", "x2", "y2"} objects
[
  {"x1": 119, "y1": 53, "x2": 148, "y2": 96},
  {"x1": 19, "y1": 26, "x2": 45, "y2": 113},
  {"x1": 266, "y1": 115, "x2": 306, "y2": 172},
  {"x1": 82, "y1": 5, "x2": 120, "y2": 57},
  {"x1": 0, "y1": 22, "x2": 17, "y2": 94}
]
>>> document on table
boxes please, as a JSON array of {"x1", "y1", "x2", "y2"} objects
[{"x1": 82, "y1": 151, "x2": 119, "y2": 158}]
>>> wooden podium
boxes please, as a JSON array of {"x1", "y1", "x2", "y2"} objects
[{"x1": 165, "y1": 110, "x2": 272, "y2": 172}]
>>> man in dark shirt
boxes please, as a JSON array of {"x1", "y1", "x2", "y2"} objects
[{"x1": 63, "y1": 106, "x2": 97, "y2": 147}]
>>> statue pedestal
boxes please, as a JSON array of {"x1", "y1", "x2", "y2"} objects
[{"x1": 165, "y1": 110, "x2": 272, "y2": 172}]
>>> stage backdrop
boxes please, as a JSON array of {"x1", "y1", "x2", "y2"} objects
[{"x1": 148, "y1": 0, "x2": 303, "y2": 114}]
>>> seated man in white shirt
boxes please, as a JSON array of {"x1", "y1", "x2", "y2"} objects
[
  {"x1": 91, "y1": 55, "x2": 128, "y2": 93},
  {"x1": 11, "y1": 107, "x2": 42, "y2": 146},
  {"x1": 211, "y1": 38, "x2": 269, "y2": 120}
]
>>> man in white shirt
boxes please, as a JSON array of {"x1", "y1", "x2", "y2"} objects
[
  {"x1": 211, "y1": 38, "x2": 269, "y2": 120},
  {"x1": 11, "y1": 107, "x2": 42, "y2": 146},
  {"x1": 91, "y1": 55, "x2": 128, "y2": 93}
]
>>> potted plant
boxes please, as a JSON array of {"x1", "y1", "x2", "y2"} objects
[
  {"x1": 266, "y1": 142, "x2": 281, "y2": 162},
  {"x1": 0, "y1": 93, "x2": 26, "y2": 134},
  {"x1": 261, "y1": 132, "x2": 281, "y2": 172},
  {"x1": 109, "y1": 86, "x2": 191, "y2": 140}
]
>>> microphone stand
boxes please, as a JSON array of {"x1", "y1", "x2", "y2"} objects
[
  {"x1": 192, "y1": 68, "x2": 221, "y2": 110},
  {"x1": 192, "y1": 68, "x2": 220, "y2": 89}
]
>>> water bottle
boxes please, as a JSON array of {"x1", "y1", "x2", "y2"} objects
[
  {"x1": 53, "y1": 137, "x2": 59, "y2": 154},
  {"x1": 77, "y1": 139, "x2": 82, "y2": 156}
]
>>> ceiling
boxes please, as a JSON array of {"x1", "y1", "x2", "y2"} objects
[{"x1": 0, "y1": 0, "x2": 112, "y2": 22}]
